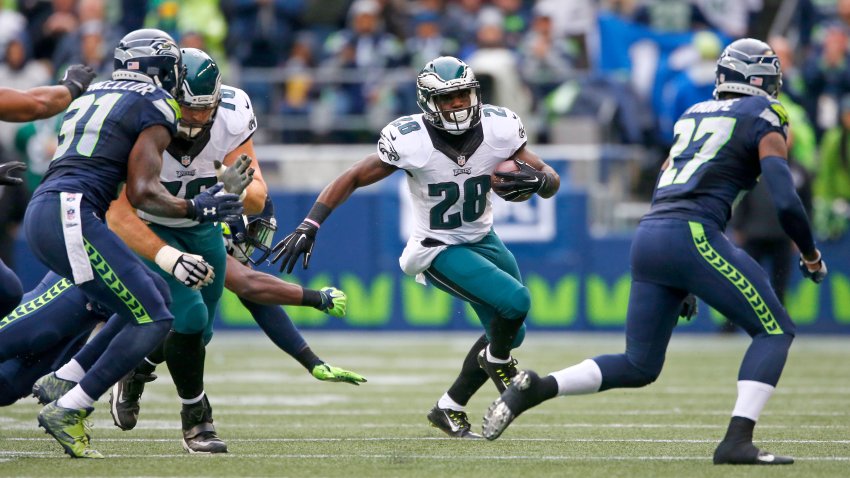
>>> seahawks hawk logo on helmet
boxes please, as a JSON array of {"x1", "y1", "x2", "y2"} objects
[{"x1": 714, "y1": 38, "x2": 782, "y2": 99}]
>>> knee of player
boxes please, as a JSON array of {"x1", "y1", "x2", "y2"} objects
[
  {"x1": 174, "y1": 303, "x2": 210, "y2": 335},
  {"x1": 497, "y1": 286, "x2": 531, "y2": 320}
]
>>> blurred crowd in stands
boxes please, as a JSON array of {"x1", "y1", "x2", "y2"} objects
[{"x1": 1, "y1": 0, "x2": 850, "y2": 249}]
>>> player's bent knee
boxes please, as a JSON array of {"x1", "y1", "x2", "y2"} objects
[
  {"x1": 173, "y1": 302, "x2": 209, "y2": 335},
  {"x1": 150, "y1": 273, "x2": 172, "y2": 307},
  {"x1": 497, "y1": 286, "x2": 530, "y2": 320},
  {"x1": 0, "y1": 378, "x2": 21, "y2": 406}
]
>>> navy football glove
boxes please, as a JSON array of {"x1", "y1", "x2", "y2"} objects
[
  {"x1": 0, "y1": 161, "x2": 25, "y2": 186},
  {"x1": 60, "y1": 64, "x2": 96, "y2": 100},
  {"x1": 799, "y1": 253, "x2": 828, "y2": 284},
  {"x1": 271, "y1": 220, "x2": 318, "y2": 273},
  {"x1": 492, "y1": 160, "x2": 547, "y2": 201},
  {"x1": 678, "y1": 293, "x2": 698, "y2": 321},
  {"x1": 188, "y1": 182, "x2": 243, "y2": 224}
]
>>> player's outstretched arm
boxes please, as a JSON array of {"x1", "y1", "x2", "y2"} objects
[
  {"x1": 219, "y1": 137, "x2": 267, "y2": 215},
  {"x1": 271, "y1": 153, "x2": 398, "y2": 273},
  {"x1": 107, "y1": 188, "x2": 215, "y2": 289},
  {"x1": 758, "y1": 132, "x2": 827, "y2": 283},
  {"x1": 0, "y1": 65, "x2": 95, "y2": 122}
]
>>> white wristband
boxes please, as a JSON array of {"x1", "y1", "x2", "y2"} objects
[{"x1": 154, "y1": 245, "x2": 182, "y2": 273}]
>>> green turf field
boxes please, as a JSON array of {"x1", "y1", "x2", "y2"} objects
[{"x1": 1, "y1": 332, "x2": 847, "y2": 477}]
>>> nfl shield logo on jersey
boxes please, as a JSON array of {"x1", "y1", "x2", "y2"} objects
[
  {"x1": 457, "y1": 155, "x2": 466, "y2": 166},
  {"x1": 181, "y1": 155, "x2": 192, "y2": 167}
]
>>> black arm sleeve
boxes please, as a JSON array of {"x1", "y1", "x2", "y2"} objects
[{"x1": 761, "y1": 155, "x2": 817, "y2": 256}]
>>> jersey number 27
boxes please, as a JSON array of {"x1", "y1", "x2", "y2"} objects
[{"x1": 657, "y1": 116, "x2": 735, "y2": 188}]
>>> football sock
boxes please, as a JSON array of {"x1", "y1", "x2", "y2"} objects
[
  {"x1": 164, "y1": 331, "x2": 206, "y2": 400},
  {"x1": 136, "y1": 356, "x2": 160, "y2": 376},
  {"x1": 446, "y1": 334, "x2": 489, "y2": 406},
  {"x1": 57, "y1": 384, "x2": 95, "y2": 409},
  {"x1": 239, "y1": 298, "x2": 309, "y2": 359},
  {"x1": 721, "y1": 416, "x2": 756, "y2": 444},
  {"x1": 488, "y1": 315, "x2": 525, "y2": 360},
  {"x1": 55, "y1": 359, "x2": 86, "y2": 383},
  {"x1": 437, "y1": 392, "x2": 464, "y2": 411},
  {"x1": 485, "y1": 346, "x2": 510, "y2": 363},
  {"x1": 551, "y1": 359, "x2": 603, "y2": 395},
  {"x1": 732, "y1": 380, "x2": 775, "y2": 422},
  {"x1": 180, "y1": 391, "x2": 205, "y2": 406},
  {"x1": 295, "y1": 347, "x2": 323, "y2": 371},
  {"x1": 72, "y1": 313, "x2": 125, "y2": 370},
  {"x1": 78, "y1": 319, "x2": 170, "y2": 399}
]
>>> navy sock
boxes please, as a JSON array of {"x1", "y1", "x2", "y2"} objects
[
  {"x1": 239, "y1": 298, "x2": 309, "y2": 360},
  {"x1": 79, "y1": 319, "x2": 171, "y2": 399},
  {"x1": 739, "y1": 334, "x2": 793, "y2": 386}
]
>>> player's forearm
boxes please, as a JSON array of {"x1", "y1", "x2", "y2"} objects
[
  {"x1": 106, "y1": 197, "x2": 166, "y2": 261},
  {"x1": 538, "y1": 165, "x2": 560, "y2": 198},
  {"x1": 0, "y1": 86, "x2": 72, "y2": 122},
  {"x1": 225, "y1": 259, "x2": 304, "y2": 305},
  {"x1": 242, "y1": 180, "x2": 267, "y2": 215}
]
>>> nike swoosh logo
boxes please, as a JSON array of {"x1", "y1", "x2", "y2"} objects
[
  {"x1": 758, "y1": 454, "x2": 776, "y2": 463},
  {"x1": 526, "y1": 177, "x2": 539, "y2": 183},
  {"x1": 389, "y1": 131, "x2": 397, "y2": 140}
]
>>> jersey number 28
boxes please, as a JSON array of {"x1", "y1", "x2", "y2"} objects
[{"x1": 657, "y1": 116, "x2": 735, "y2": 188}]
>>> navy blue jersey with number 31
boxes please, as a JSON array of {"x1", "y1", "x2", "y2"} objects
[
  {"x1": 36, "y1": 80, "x2": 180, "y2": 214},
  {"x1": 644, "y1": 95, "x2": 789, "y2": 229}
]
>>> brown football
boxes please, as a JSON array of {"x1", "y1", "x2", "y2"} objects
[{"x1": 492, "y1": 160, "x2": 532, "y2": 202}]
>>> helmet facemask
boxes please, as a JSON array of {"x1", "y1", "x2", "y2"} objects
[
  {"x1": 230, "y1": 214, "x2": 277, "y2": 265},
  {"x1": 417, "y1": 56, "x2": 482, "y2": 133},
  {"x1": 176, "y1": 48, "x2": 222, "y2": 139}
]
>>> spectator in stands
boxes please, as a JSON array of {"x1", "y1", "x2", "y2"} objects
[
  {"x1": 405, "y1": 11, "x2": 459, "y2": 73},
  {"x1": 490, "y1": 0, "x2": 531, "y2": 49},
  {"x1": 632, "y1": 0, "x2": 710, "y2": 32},
  {"x1": 444, "y1": 0, "x2": 486, "y2": 49},
  {"x1": 802, "y1": 25, "x2": 850, "y2": 134},
  {"x1": 770, "y1": 35, "x2": 818, "y2": 173},
  {"x1": 813, "y1": 95, "x2": 850, "y2": 240},
  {"x1": 277, "y1": 32, "x2": 319, "y2": 143},
  {"x1": 0, "y1": 35, "x2": 52, "y2": 155},
  {"x1": 518, "y1": 4, "x2": 578, "y2": 101},
  {"x1": 21, "y1": 0, "x2": 79, "y2": 61},
  {"x1": 0, "y1": 4, "x2": 25, "y2": 54},
  {"x1": 53, "y1": 0, "x2": 118, "y2": 82}
]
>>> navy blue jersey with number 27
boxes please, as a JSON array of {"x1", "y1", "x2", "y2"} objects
[
  {"x1": 35, "y1": 80, "x2": 180, "y2": 214},
  {"x1": 644, "y1": 95, "x2": 789, "y2": 229}
]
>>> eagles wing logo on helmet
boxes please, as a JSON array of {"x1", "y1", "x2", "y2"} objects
[{"x1": 416, "y1": 56, "x2": 482, "y2": 132}]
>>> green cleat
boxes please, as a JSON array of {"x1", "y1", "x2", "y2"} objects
[
  {"x1": 311, "y1": 363, "x2": 367, "y2": 385},
  {"x1": 32, "y1": 372, "x2": 76, "y2": 405},
  {"x1": 37, "y1": 401, "x2": 103, "y2": 459}
]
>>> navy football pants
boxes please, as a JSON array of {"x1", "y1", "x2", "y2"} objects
[
  {"x1": 0, "y1": 259, "x2": 22, "y2": 317},
  {"x1": 595, "y1": 219, "x2": 795, "y2": 389},
  {"x1": 24, "y1": 193, "x2": 173, "y2": 399}
]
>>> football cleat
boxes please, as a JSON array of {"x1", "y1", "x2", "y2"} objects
[
  {"x1": 109, "y1": 371, "x2": 157, "y2": 431},
  {"x1": 483, "y1": 370, "x2": 544, "y2": 440},
  {"x1": 477, "y1": 350, "x2": 518, "y2": 393},
  {"x1": 427, "y1": 405, "x2": 482, "y2": 439},
  {"x1": 181, "y1": 396, "x2": 228, "y2": 454},
  {"x1": 37, "y1": 401, "x2": 103, "y2": 459},
  {"x1": 713, "y1": 440, "x2": 794, "y2": 465},
  {"x1": 32, "y1": 372, "x2": 76, "y2": 405}
]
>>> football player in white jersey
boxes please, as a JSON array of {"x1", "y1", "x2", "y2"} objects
[
  {"x1": 105, "y1": 48, "x2": 263, "y2": 453},
  {"x1": 271, "y1": 56, "x2": 561, "y2": 438}
]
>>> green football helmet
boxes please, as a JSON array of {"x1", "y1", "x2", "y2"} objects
[
  {"x1": 416, "y1": 56, "x2": 481, "y2": 133},
  {"x1": 177, "y1": 48, "x2": 221, "y2": 139}
]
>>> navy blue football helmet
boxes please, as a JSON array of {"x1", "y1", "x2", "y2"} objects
[
  {"x1": 225, "y1": 197, "x2": 277, "y2": 265},
  {"x1": 113, "y1": 28, "x2": 183, "y2": 98},
  {"x1": 714, "y1": 38, "x2": 782, "y2": 99}
]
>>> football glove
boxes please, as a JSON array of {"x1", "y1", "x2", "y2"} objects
[
  {"x1": 678, "y1": 293, "x2": 698, "y2": 321},
  {"x1": 0, "y1": 161, "x2": 25, "y2": 186},
  {"x1": 316, "y1": 287, "x2": 347, "y2": 317},
  {"x1": 60, "y1": 64, "x2": 96, "y2": 100},
  {"x1": 154, "y1": 245, "x2": 214, "y2": 290},
  {"x1": 214, "y1": 154, "x2": 254, "y2": 200},
  {"x1": 492, "y1": 160, "x2": 547, "y2": 201},
  {"x1": 311, "y1": 363, "x2": 367, "y2": 386},
  {"x1": 799, "y1": 253, "x2": 828, "y2": 284},
  {"x1": 188, "y1": 182, "x2": 243, "y2": 224},
  {"x1": 271, "y1": 220, "x2": 318, "y2": 273}
]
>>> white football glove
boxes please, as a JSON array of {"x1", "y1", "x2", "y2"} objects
[{"x1": 155, "y1": 245, "x2": 215, "y2": 290}]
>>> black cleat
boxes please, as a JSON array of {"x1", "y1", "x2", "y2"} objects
[
  {"x1": 427, "y1": 405, "x2": 482, "y2": 439},
  {"x1": 181, "y1": 396, "x2": 227, "y2": 454},
  {"x1": 477, "y1": 350, "x2": 518, "y2": 393},
  {"x1": 482, "y1": 370, "x2": 546, "y2": 440},
  {"x1": 713, "y1": 440, "x2": 794, "y2": 465},
  {"x1": 109, "y1": 371, "x2": 157, "y2": 431}
]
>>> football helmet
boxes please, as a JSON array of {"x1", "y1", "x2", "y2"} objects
[
  {"x1": 225, "y1": 196, "x2": 277, "y2": 265},
  {"x1": 112, "y1": 28, "x2": 183, "y2": 98},
  {"x1": 177, "y1": 48, "x2": 222, "y2": 139},
  {"x1": 416, "y1": 56, "x2": 481, "y2": 133},
  {"x1": 714, "y1": 38, "x2": 782, "y2": 99}
]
